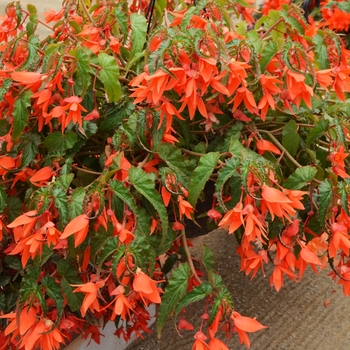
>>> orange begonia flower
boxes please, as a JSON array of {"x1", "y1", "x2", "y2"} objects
[
  {"x1": 60, "y1": 214, "x2": 89, "y2": 247},
  {"x1": 178, "y1": 197, "x2": 195, "y2": 220},
  {"x1": 218, "y1": 202, "x2": 244, "y2": 234},
  {"x1": 256, "y1": 139, "x2": 281, "y2": 155},
  {"x1": 133, "y1": 269, "x2": 161, "y2": 305},
  {"x1": 72, "y1": 280, "x2": 105, "y2": 317},
  {"x1": 208, "y1": 337, "x2": 229, "y2": 350},
  {"x1": 261, "y1": 185, "x2": 303, "y2": 222},
  {"x1": 0, "y1": 156, "x2": 16, "y2": 179},
  {"x1": 29, "y1": 166, "x2": 54, "y2": 187},
  {"x1": 231, "y1": 311, "x2": 267, "y2": 348}
]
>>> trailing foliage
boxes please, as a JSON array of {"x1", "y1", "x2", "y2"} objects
[{"x1": 0, "y1": 0, "x2": 350, "y2": 349}]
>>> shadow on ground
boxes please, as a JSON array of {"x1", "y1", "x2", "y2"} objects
[{"x1": 127, "y1": 229, "x2": 350, "y2": 350}]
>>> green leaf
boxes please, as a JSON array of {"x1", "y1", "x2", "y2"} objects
[
  {"x1": 90, "y1": 226, "x2": 112, "y2": 262},
  {"x1": 268, "y1": 10, "x2": 286, "y2": 50},
  {"x1": 129, "y1": 167, "x2": 169, "y2": 247},
  {"x1": 228, "y1": 138, "x2": 246, "y2": 157},
  {"x1": 60, "y1": 277, "x2": 82, "y2": 312},
  {"x1": 260, "y1": 41, "x2": 277, "y2": 73},
  {"x1": 55, "y1": 174, "x2": 74, "y2": 190},
  {"x1": 26, "y1": 4, "x2": 37, "y2": 36},
  {"x1": 0, "y1": 184, "x2": 6, "y2": 214},
  {"x1": 130, "y1": 235, "x2": 156, "y2": 272},
  {"x1": 282, "y1": 120, "x2": 300, "y2": 157},
  {"x1": 208, "y1": 273, "x2": 233, "y2": 325},
  {"x1": 202, "y1": 245, "x2": 215, "y2": 273},
  {"x1": 281, "y1": 8, "x2": 304, "y2": 34},
  {"x1": 284, "y1": 166, "x2": 318, "y2": 189},
  {"x1": 7, "y1": 197, "x2": 23, "y2": 223},
  {"x1": 5, "y1": 255, "x2": 22, "y2": 270},
  {"x1": 174, "y1": 282, "x2": 212, "y2": 320},
  {"x1": 97, "y1": 53, "x2": 122, "y2": 103},
  {"x1": 114, "y1": 5, "x2": 128, "y2": 42},
  {"x1": 20, "y1": 278, "x2": 46, "y2": 314},
  {"x1": 0, "y1": 78, "x2": 12, "y2": 100},
  {"x1": 20, "y1": 35, "x2": 39, "y2": 69},
  {"x1": 57, "y1": 259, "x2": 81, "y2": 284},
  {"x1": 188, "y1": 152, "x2": 220, "y2": 208},
  {"x1": 313, "y1": 34, "x2": 329, "y2": 70},
  {"x1": 158, "y1": 143, "x2": 193, "y2": 185},
  {"x1": 112, "y1": 245, "x2": 126, "y2": 278},
  {"x1": 53, "y1": 187, "x2": 69, "y2": 230},
  {"x1": 68, "y1": 187, "x2": 85, "y2": 220},
  {"x1": 161, "y1": 254, "x2": 178, "y2": 275},
  {"x1": 72, "y1": 47, "x2": 91, "y2": 95},
  {"x1": 306, "y1": 119, "x2": 329, "y2": 147},
  {"x1": 337, "y1": 2, "x2": 350, "y2": 12},
  {"x1": 340, "y1": 181, "x2": 350, "y2": 216},
  {"x1": 42, "y1": 44, "x2": 61, "y2": 71},
  {"x1": 42, "y1": 276, "x2": 64, "y2": 328},
  {"x1": 247, "y1": 31, "x2": 263, "y2": 54},
  {"x1": 96, "y1": 237, "x2": 118, "y2": 266},
  {"x1": 110, "y1": 180, "x2": 138, "y2": 215},
  {"x1": 43, "y1": 131, "x2": 78, "y2": 153},
  {"x1": 0, "y1": 294, "x2": 5, "y2": 312},
  {"x1": 215, "y1": 157, "x2": 240, "y2": 210},
  {"x1": 157, "y1": 263, "x2": 190, "y2": 336},
  {"x1": 130, "y1": 14, "x2": 147, "y2": 59},
  {"x1": 20, "y1": 133, "x2": 40, "y2": 168},
  {"x1": 318, "y1": 179, "x2": 332, "y2": 226},
  {"x1": 13, "y1": 90, "x2": 31, "y2": 141}
]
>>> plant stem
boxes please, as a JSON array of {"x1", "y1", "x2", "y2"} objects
[
  {"x1": 261, "y1": 17, "x2": 285, "y2": 39},
  {"x1": 181, "y1": 148, "x2": 204, "y2": 157},
  {"x1": 72, "y1": 165, "x2": 102, "y2": 175},
  {"x1": 181, "y1": 228, "x2": 202, "y2": 285},
  {"x1": 79, "y1": 0, "x2": 94, "y2": 24},
  {"x1": 257, "y1": 129, "x2": 302, "y2": 169}
]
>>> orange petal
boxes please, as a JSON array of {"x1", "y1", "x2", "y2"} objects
[
  {"x1": 60, "y1": 214, "x2": 89, "y2": 239},
  {"x1": 232, "y1": 312, "x2": 267, "y2": 332}
]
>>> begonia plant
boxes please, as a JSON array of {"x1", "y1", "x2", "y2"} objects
[{"x1": 0, "y1": 0, "x2": 350, "y2": 349}]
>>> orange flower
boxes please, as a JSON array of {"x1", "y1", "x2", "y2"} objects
[
  {"x1": 178, "y1": 318, "x2": 194, "y2": 331},
  {"x1": 29, "y1": 166, "x2": 54, "y2": 187},
  {"x1": 218, "y1": 202, "x2": 244, "y2": 234},
  {"x1": 7, "y1": 210, "x2": 38, "y2": 241},
  {"x1": 329, "y1": 222, "x2": 350, "y2": 258},
  {"x1": 72, "y1": 280, "x2": 105, "y2": 317},
  {"x1": 192, "y1": 331, "x2": 210, "y2": 350},
  {"x1": 60, "y1": 214, "x2": 90, "y2": 247},
  {"x1": 231, "y1": 311, "x2": 267, "y2": 348},
  {"x1": 133, "y1": 269, "x2": 161, "y2": 305},
  {"x1": 230, "y1": 85, "x2": 257, "y2": 114},
  {"x1": 0, "y1": 156, "x2": 16, "y2": 179},
  {"x1": 270, "y1": 262, "x2": 298, "y2": 292},
  {"x1": 11, "y1": 71, "x2": 46, "y2": 92},
  {"x1": 258, "y1": 75, "x2": 282, "y2": 120},
  {"x1": 286, "y1": 70, "x2": 313, "y2": 109},
  {"x1": 178, "y1": 197, "x2": 195, "y2": 220},
  {"x1": 329, "y1": 145, "x2": 350, "y2": 178},
  {"x1": 226, "y1": 60, "x2": 250, "y2": 95},
  {"x1": 256, "y1": 139, "x2": 281, "y2": 155},
  {"x1": 316, "y1": 69, "x2": 334, "y2": 91},
  {"x1": 61, "y1": 96, "x2": 87, "y2": 130},
  {"x1": 261, "y1": 185, "x2": 298, "y2": 221},
  {"x1": 208, "y1": 337, "x2": 229, "y2": 350},
  {"x1": 107, "y1": 285, "x2": 134, "y2": 321}
]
